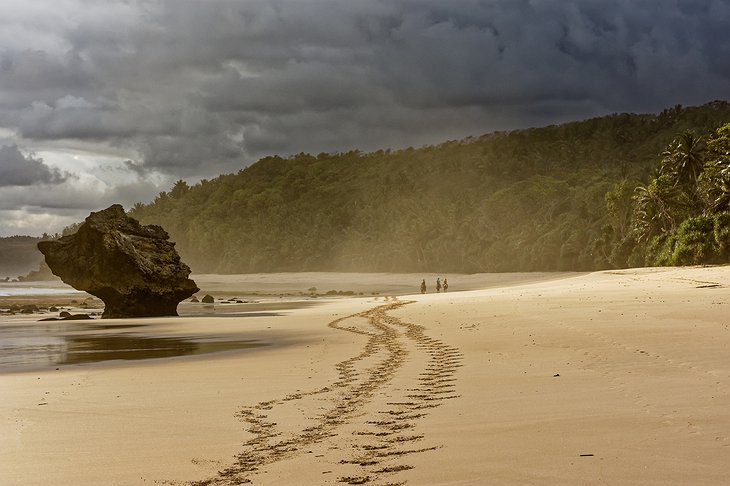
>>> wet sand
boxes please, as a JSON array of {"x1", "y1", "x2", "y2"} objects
[{"x1": 2, "y1": 268, "x2": 730, "y2": 484}]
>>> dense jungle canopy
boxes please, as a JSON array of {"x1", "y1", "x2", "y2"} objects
[{"x1": 64, "y1": 101, "x2": 730, "y2": 273}]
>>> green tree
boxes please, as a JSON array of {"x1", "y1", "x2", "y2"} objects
[
  {"x1": 697, "y1": 160, "x2": 730, "y2": 214},
  {"x1": 605, "y1": 179, "x2": 636, "y2": 242},
  {"x1": 670, "y1": 216, "x2": 717, "y2": 265},
  {"x1": 632, "y1": 174, "x2": 687, "y2": 243},
  {"x1": 169, "y1": 180, "x2": 191, "y2": 199},
  {"x1": 713, "y1": 212, "x2": 730, "y2": 259},
  {"x1": 659, "y1": 130, "x2": 706, "y2": 192},
  {"x1": 707, "y1": 123, "x2": 730, "y2": 158}
]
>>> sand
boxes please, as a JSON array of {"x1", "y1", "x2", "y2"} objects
[{"x1": 2, "y1": 267, "x2": 730, "y2": 485}]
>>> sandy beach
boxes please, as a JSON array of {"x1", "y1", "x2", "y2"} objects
[{"x1": 2, "y1": 267, "x2": 730, "y2": 485}]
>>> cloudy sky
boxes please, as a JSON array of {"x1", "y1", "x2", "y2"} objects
[{"x1": 1, "y1": 0, "x2": 729, "y2": 236}]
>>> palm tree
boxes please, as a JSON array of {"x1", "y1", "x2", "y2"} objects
[
  {"x1": 691, "y1": 124, "x2": 730, "y2": 215},
  {"x1": 632, "y1": 175, "x2": 685, "y2": 243},
  {"x1": 660, "y1": 130, "x2": 707, "y2": 190},
  {"x1": 695, "y1": 159, "x2": 730, "y2": 215}
]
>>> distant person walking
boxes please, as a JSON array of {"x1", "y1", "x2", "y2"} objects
[
  {"x1": 436, "y1": 277, "x2": 442, "y2": 293},
  {"x1": 443, "y1": 277, "x2": 448, "y2": 292},
  {"x1": 420, "y1": 279, "x2": 427, "y2": 294}
]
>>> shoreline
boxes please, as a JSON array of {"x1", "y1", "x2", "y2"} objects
[
  {"x1": 2, "y1": 267, "x2": 730, "y2": 484},
  {"x1": 0, "y1": 270, "x2": 578, "y2": 304},
  {"x1": 0, "y1": 272, "x2": 578, "y2": 375}
]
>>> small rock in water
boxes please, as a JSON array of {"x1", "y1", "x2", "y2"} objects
[
  {"x1": 40, "y1": 313, "x2": 93, "y2": 322},
  {"x1": 201, "y1": 294, "x2": 215, "y2": 304}
]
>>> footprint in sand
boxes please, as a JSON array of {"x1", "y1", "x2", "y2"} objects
[{"x1": 189, "y1": 300, "x2": 463, "y2": 486}]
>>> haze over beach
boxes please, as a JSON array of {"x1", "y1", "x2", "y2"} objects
[{"x1": 3, "y1": 1, "x2": 730, "y2": 485}]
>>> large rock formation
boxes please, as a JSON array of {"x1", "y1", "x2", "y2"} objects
[{"x1": 38, "y1": 205, "x2": 199, "y2": 318}]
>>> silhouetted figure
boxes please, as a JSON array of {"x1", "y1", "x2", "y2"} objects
[
  {"x1": 436, "y1": 277, "x2": 442, "y2": 293},
  {"x1": 443, "y1": 277, "x2": 448, "y2": 292},
  {"x1": 420, "y1": 279, "x2": 427, "y2": 294}
]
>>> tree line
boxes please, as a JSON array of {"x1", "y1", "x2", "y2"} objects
[{"x1": 120, "y1": 101, "x2": 730, "y2": 273}]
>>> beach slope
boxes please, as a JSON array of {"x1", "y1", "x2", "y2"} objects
[{"x1": 2, "y1": 267, "x2": 730, "y2": 485}]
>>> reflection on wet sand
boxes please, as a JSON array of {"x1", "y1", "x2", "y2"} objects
[
  {"x1": 61, "y1": 335, "x2": 264, "y2": 365},
  {"x1": 0, "y1": 295, "x2": 321, "y2": 373},
  {"x1": 0, "y1": 321, "x2": 267, "y2": 372}
]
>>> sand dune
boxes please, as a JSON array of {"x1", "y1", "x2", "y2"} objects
[{"x1": 2, "y1": 267, "x2": 730, "y2": 485}]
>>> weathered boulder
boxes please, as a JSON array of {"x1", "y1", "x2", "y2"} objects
[{"x1": 38, "y1": 204, "x2": 199, "y2": 318}]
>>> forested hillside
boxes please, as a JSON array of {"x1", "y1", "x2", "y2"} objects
[{"x1": 130, "y1": 101, "x2": 730, "y2": 273}]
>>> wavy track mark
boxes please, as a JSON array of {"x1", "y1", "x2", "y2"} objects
[{"x1": 190, "y1": 300, "x2": 462, "y2": 486}]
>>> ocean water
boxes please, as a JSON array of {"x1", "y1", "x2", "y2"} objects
[{"x1": 0, "y1": 286, "x2": 84, "y2": 297}]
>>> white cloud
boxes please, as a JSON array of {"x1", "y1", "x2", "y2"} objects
[{"x1": 0, "y1": 208, "x2": 80, "y2": 237}]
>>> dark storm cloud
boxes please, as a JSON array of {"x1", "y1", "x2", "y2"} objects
[
  {"x1": 0, "y1": 144, "x2": 67, "y2": 186},
  {"x1": 1, "y1": 0, "x2": 730, "y2": 177}
]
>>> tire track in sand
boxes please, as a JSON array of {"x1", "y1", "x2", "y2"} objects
[{"x1": 190, "y1": 299, "x2": 462, "y2": 486}]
